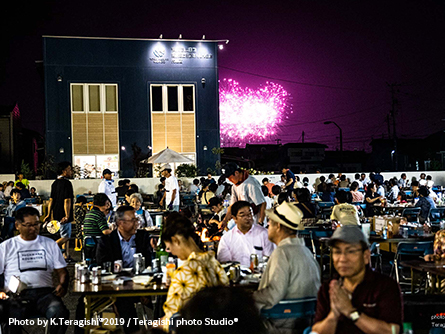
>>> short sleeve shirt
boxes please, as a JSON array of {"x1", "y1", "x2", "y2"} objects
[
  {"x1": 0, "y1": 235, "x2": 66, "y2": 289},
  {"x1": 165, "y1": 175, "x2": 180, "y2": 206},
  {"x1": 50, "y1": 177, "x2": 74, "y2": 221},
  {"x1": 83, "y1": 207, "x2": 109, "y2": 237},
  {"x1": 314, "y1": 268, "x2": 403, "y2": 333}
]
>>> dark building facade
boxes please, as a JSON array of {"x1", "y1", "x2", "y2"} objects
[{"x1": 43, "y1": 36, "x2": 224, "y2": 177}]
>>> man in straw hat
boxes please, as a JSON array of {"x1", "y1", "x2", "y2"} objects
[
  {"x1": 253, "y1": 202, "x2": 320, "y2": 334},
  {"x1": 312, "y1": 226, "x2": 402, "y2": 334}
]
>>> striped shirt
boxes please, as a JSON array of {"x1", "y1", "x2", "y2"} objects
[{"x1": 83, "y1": 207, "x2": 108, "y2": 238}]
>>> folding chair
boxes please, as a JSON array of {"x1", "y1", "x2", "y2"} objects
[
  {"x1": 401, "y1": 207, "x2": 421, "y2": 222},
  {"x1": 317, "y1": 202, "x2": 335, "y2": 219},
  {"x1": 370, "y1": 242, "x2": 382, "y2": 272},
  {"x1": 391, "y1": 241, "x2": 433, "y2": 287}
]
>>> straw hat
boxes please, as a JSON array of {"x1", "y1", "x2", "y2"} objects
[{"x1": 266, "y1": 202, "x2": 304, "y2": 230}]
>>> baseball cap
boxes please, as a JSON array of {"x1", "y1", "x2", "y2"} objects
[
  {"x1": 221, "y1": 162, "x2": 239, "y2": 178},
  {"x1": 160, "y1": 163, "x2": 172, "y2": 172},
  {"x1": 328, "y1": 226, "x2": 369, "y2": 247},
  {"x1": 102, "y1": 169, "x2": 112, "y2": 176}
]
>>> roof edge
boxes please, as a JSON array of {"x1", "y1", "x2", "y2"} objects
[{"x1": 42, "y1": 35, "x2": 229, "y2": 43}]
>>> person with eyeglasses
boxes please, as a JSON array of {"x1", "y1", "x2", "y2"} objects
[
  {"x1": 91, "y1": 206, "x2": 153, "y2": 334},
  {"x1": 0, "y1": 207, "x2": 70, "y2": 334},
  {"x1": 217, "y1": 201, "x2": 274, "y2": 266},
  {"x1": 312, "y1": 226, "x2": 403, "y2": 334}
]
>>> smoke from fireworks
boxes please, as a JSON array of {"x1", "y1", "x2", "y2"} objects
[{"x1": 219, "y1": 79, "x2": 291, "y2": 147}]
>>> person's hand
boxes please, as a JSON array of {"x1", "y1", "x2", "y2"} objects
[
  {"x1": 159, "y1": 200, "x2": 164, "y2": 207},
  {"x1": 150, "y1": 237, "x2": 158, "y2": 249},
  {"x1": 60, "y1": 216, "x2": 68, "y2": 224},
  {"x1": 0, "y1": 292, "x2": 8, "y2": 300},
  {"x1": 43, "y1": 215, "x2": 50, "y2": 222},
  {"x1": 54, "y1": 284, "x2": 67, "y2": 297},
  {"x1": 218, "y1": 220, "x2": 228, "y2": 231},
  {"x1": 424, "y1": 254, "x2": 436, "y2": 262},
  {"x1": 329, "y1": 280, "x2": 354, "y2": 317},
  {"x1": 167, "y1": 203, "x2": 173, "y2": 210}
]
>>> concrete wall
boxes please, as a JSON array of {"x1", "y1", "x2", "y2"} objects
[{"x1": 1, "y1": 170, "x2": 443, "y2": 199}]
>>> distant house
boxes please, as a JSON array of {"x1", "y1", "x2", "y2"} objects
[{"x1": 282, "y1": 143, "x2": 327, "y2": 173}]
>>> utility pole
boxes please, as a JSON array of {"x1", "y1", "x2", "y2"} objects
[
  {"x1": 387, "y1": 82, "x2": 401, "y2": 171},
  {"x1": 302, "y1": 131, "x2": 305, "y2": 143},
  {"x1": 387, "y1": 114, "x2": 391, "y2": 139}
]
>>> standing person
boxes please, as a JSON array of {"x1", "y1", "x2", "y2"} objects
[
  {"x1": 415, "y1": 186, "x2": 436, "y2": 223},
  {"x1": 360, "y1": 173, "x2": 371, "y2": 187},
  {"x1": 353, "y1": 174, "x2": 363, "y2": 189},
  {"x1": 98, "y1": 169, "x2": 117, "y2": 209},
  {"x1": 159, "y1": 163, "x2": 180, "y2": 211},
  {"x1": 44, "y1": 161, "x2": 74, "y2": 261},
  {"x1": 254, "y1": 202, "x2": 320, "y2": 333},
  {"x1": 4, "y1": 181, "x2": 14, "y2": 198},
  {"x1": 262, "y1": 178, "x2": 275, "y2": 197},
  {"x1": 281, "y1": 166, "x2": 296, "y2": 197},
  {"x1": 14, "y1": 173, "x2": 29, "y2": 189},
  {"x1": 219, "y1": 163, "x2": 266, "y2": 227},
  {"x1": 364, "y1": 183, "x2": 384, "y2": 217},
  {"x1": 387, "y1": 179, "x2": 400, "y2": 203},
  {"x1": 312, "y1": 226, "x2": 403, "y2": 334}
]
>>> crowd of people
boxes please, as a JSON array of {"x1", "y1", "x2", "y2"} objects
[{"x1": 0, "y1": 162, "x2": 444, "y2": 334}]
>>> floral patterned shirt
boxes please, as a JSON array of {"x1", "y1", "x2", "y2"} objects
[
  {"x1": 162, "y1": 251, "x2": 229, "y2": 330},
  {"x1": 433, "y1": 229, "x2": 445, "y2": 260}
]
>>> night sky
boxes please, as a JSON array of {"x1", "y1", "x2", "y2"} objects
[{"x1": 1, "y1": 0, "x2": 444, "y2": 151}]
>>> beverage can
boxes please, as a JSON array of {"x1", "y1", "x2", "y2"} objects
[
  {"x1": 133, "y1": 253, "x2": 144, "y2": 274},
  {"x1": 250, "y1": 254, "x2": 259, "y2": 271},
  {"x1": 166, "y1": 258, "x2": 176, "y2": 286},
  {"x1": 80, "y1": 266, "x2": 89, "y2": 283},
  {"x1": 92, "y1": 267, "x2": 101, "y2": 285}
]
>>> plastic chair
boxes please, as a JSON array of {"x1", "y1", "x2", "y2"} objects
[
  {"x1": 338, "y1": 187, "x2": 350, "y2": 192},
  {"x1": 429, "y1": 208, "x2": 445, "y2": 223},
  {"x1": 317, "y1": 202, "x2": 334, "y2": 219},
  {"x1": 261, "y1": 297, "x2": 317, "y2": 320},
  {"x1": 391, "y1": 241, "x2": 433, "y2": 285},
  {"x1": 25, "y1": 198, "x2": 36, "y2": 204},
  {"x1": 370, "y1": 242, "x2": 382, "y2": 272},
  {"x1": 401, "y1": 207, "x2": 421, "y2": 222}
]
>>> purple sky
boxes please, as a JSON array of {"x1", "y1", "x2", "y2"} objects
[{"x1": 1, "y1": 0, "x2": 444, "y2": 151}]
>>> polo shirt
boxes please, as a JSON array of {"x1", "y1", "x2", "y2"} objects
[
  {"x1": 83, "y1": 207, "x2": 108, "y2": 238},
  {"x1": 314, "y1": 267, "x2": 403, "y2": 333}
]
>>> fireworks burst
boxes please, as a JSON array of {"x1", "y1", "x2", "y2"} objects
[{"x1": 219, "y1": 79, "x2": 291, "y2": 147}]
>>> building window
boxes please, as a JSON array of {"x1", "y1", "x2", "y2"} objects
[
  {"x1": 150, "y1": 84, "x2": 196, "y2": 156},
  {"x1": 70, "y1": 84, "x2": 119, "y2": 177}
]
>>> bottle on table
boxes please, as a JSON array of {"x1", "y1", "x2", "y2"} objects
[{"x1": 166, "y1": 257, "x2": 176, "y2": 286}]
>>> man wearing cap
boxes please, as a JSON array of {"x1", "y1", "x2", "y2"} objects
[
  {"x1": 312, "y1": 226, "x2": 403, "y2": 334},
  {"x1": 220, "y1": 163, "x2": 266, "y2": 227},
  {"x1": 254, "y1": 202, "x2": 320, "y2": 334},
  {"x1": 159, "y1": 164, "x2": 180, "y2": 211},
  {"x1": 98, "y1": 169, "x2": 117, "y2": 209}
]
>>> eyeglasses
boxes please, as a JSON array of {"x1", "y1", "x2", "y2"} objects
[
  {"x1": 119, "y1": 218, "x2": 139, "y2": 224},
  {"x1": 331, "y1": 248, "x2": 364, "y2": 258},
  {"x1": 20, "y1": 223, "x2": 41, "y2": 228}
]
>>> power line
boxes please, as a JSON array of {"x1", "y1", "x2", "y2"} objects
[{"x1": 219, "y1": 65, "x2": 388, "y2": 92}]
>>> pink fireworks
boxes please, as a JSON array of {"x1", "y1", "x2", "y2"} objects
[{"x1": 219, "y1": 79, "x2": 290, "y2": 147}]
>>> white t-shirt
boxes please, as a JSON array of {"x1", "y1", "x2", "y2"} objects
[
  {"x1": 0, "y1": 235, "x2": 66, "y2": 290},
  {"x1": 330, "y1": 203, "x2": 360, "y2": 226},
  {"x1": 230, "y1": 175, "x2": 266, "y2": 223},
  {"x1": 98, "y1": 179, "x2": 117, "y2": 208},
  {"x1": 419, "y1": 179, "x2": 427, "y2": 186},
  {"x1": 165, "y1": 175, "x2": 180, "y2": 206},
  {"x1": 427, "y1": 180, "x2": 434, "y2": 189}
]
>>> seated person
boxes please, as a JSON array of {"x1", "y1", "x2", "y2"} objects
[
  {"x1": 262, "y1": 178, "x2": 275, "y2": 197},
  {"x1": 189, "y1": 178, "x2": 200, "y2": 195},
  {"x1": 0, "y1": 184, "x2": 5, "y2": 201},
  {"x1": 129, "y1": 193, "x2": 153, "y2": 228},
  {"x1": 15, "y1": 182, "x2": 31, "y2": 200},
  {"x1": 208, "y1": 197, "x2": 227, "y2": 223},
  {"x1": 331, "y1": 190, "x2": 360, "y2": 226},
  {"x1": 128, "y1": 183, "x2": 139, "y2": 193},
  {"x1": 293, "y1": 187, "x2": 317, "y2": 218},
  {"x1": 312, "y1": 226, "x2": 402, "y2": 334},
  {"x1": 217, "y1": 201, "x2": 274, "y2": 266},
  {"x1": 161, "y1": 214, "x2": 229, "y2": 331},
  {"x1": 320, "y1": 183, "x2": 335, "y2": 202},
  {"x1": 201, "y1": 183, "x2": 217, "y2": 205},
  {"x1": 350, "y1": 181, "x2": 364, "y2": 203},
  {"x1": 254, "y1": 202, "x2": 320, "y2": 333},
  {"x1": 1, "y1": 189, "x2": 26, "y2": 239},
  {"x1": 125, "y1": 188, "x2": 137, "y2": 206},
  {"x1": 415, "y1": 186, "x2": 436, "y2": 223},
  {"x1": 0, "y1": 207, "x2": 69, "y2": 334},
  {"x1": 95, "y1": 206, "x2": 153, "y2": 334},
  {"x1": 364, "y1": 183, "x2": 384, "y2": 217},
  {"x1": 82, "y1": 193, "x2": 112, "y2": 258},
  {"x1": 30, "y1": 187, "x2": 37, "y2": 198},
  {"x1": 155, "y1": 184, "x2": 165, "y2": 209},
  {"x1": 410, "y1": 180, "x2": 420, "y2": 199},
  {"x1": 115, "y1": 180, "x2": 128, "y2": 197},
  {"x1": 271, "y1": 185, "x2": 282, "y2": 206},
  {"x1": 338, "y1": 175, "x2": 350, "y2": 188},
  {"x1": 317, "y1": 176, "x2": 327, "y2": 193},
  {"x1": 386, "y1": 179, "x2": 400, "y2": 203}
]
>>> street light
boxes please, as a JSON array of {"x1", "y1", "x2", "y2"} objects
[{"x1": 324, "y1": 121, "x2": 343, "y2": 171}]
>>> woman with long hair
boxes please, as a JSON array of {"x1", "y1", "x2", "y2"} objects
[{"x1": 161, "y1": 214, "x2": 229, "y2": 330}]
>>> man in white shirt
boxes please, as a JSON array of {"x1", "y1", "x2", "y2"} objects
[
  {"x1": 159, "y1": 164, "x2": 180, "y2": 211},
  {"x1": 419, "y1": 173, "x2": 427, "y2": 186},
  {"x1": 220, "y1": 163, "x2": 266, "y2": 228},
  {"x1": 398, "y1": 173, "x2": 409, "y2": 188},
  {"x1": 426, "y1": 175, "x2": 434, "y2": 189},
  {"x1": 0, "y1": 207, "x2": 69, "y2": 334},
  {"x1": 354, "y1": 173, "x2": 364, "y2": 189},
  {"x1": 360, "y1": 173, "x2": 371, "y2": 187},
  {"x1": 98, "y1": 169, "x2": 117, "y2": 208},
  {"x1": 217, "y1": 201, "x2": 274, "y2": 266}
]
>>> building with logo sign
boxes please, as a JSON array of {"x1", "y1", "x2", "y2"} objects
[{"x1": 43, "y1": 36, "x2": 226, "y2": 177}]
